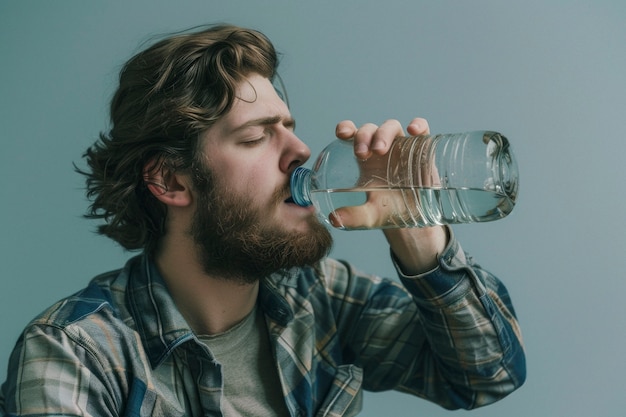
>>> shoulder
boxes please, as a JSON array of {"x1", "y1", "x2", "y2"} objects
[
  {"x1": 316, "y1": 257, "x2": 400, "y2": 294},
  {"x1": 15, "y1": 261, "x2": 142, "y2": 366},
  {"x1": 30, "y1": 267, "x2": 128, "y2": 330},
  {"x1": 297, "y1": 258, "x2": 407, "y2": 314},
  {"x1": 8, "y1": 261, "x2": 146, "y2": 380},
  {"x1": 2, "y1": 265, "x2": 146, "y2": 416}
]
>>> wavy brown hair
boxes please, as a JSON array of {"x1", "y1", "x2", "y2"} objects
[{"x1": 76, "y1": 24, "x2": 279, "y2": 252}]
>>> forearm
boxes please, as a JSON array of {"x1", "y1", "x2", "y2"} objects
[{"x1": 395, "y1": 235, "x2": 526, "y2": 408}]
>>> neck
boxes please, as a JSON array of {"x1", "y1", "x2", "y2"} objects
[{"x1": 154, "y1": 232, "x2": 260, "y2": 335}]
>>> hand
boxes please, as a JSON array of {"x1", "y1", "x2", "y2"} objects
[
  {"x1": 334, "y1": 117, "x2": 447, "y2": 274},
  {"x1": 330, "y1": 118, "x2": 435, "y2": 229}
]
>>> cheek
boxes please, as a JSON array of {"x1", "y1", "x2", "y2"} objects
[
  {"x1": 245, "y1": 166, "x2": 274, "y2": 195},
  {"x1": 206, "y1": 146, "x2": 280, "y2": 197},
  {"x1": 224, "y1": 164, "x2": 271, "y2": 196}
]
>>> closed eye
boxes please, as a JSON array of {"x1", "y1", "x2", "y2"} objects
[
  {"x1": 284, "y1": 119, "x2": 296, "y2": 132},
  {"x1": 241, "y1": 136, "x2": 267, "y2": 147}
]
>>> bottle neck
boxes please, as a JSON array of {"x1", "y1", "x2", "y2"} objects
[{"x1": 290, "y1": 167, "x2": 313, "y2": 207}]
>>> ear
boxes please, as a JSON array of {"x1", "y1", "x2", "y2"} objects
[{"x1": 143, "y1": 159, "x2": 193, "y2": 207}]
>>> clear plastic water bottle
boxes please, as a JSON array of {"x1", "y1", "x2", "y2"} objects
[{"x1": 290, "y1": 131, "x2": 519, "y2": 230}]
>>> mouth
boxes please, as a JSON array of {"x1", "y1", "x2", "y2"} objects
[{"x1": 284, "y1": 195, "x2": 314, "y2": 213}]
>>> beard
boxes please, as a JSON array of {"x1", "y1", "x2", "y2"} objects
[{"x1": 189, "y1": 163, "x2": 333, "y2": 284}]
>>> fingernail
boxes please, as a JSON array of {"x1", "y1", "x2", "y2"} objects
[
  {"x1": 356, "y1": 143, "x2": 368, "y2": 155},
  {"x1": 372, "y1": 141, "x2": 386, "y2": 151},
  {"x1": 336, "y1": 126, "x2": 351, "y2": 136}
]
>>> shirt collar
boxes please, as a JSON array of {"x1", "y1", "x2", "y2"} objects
[
  {"x1": 125, "y1": 254, "x2": 195, "y2": 368},
  {"x1": 259, "y1": 268, "x2": 298, "y2": 326},
  {"x1": 125, "y1": 254, "x2": 309, "y2": 368}
]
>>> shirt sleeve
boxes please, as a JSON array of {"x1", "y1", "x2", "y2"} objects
[{"x1": 331, "y1": 230, "x2": 526, "y2": 410}]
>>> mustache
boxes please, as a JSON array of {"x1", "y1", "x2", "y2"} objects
[{"x1": 270, "y1": 181, "x2": 292, "y2": 205}]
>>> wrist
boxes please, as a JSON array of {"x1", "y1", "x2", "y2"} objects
[{"x1": 384, "y1": 226, "x2": 449, "y2": 275}]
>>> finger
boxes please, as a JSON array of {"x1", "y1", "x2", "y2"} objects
[
  {"x1": 335, "y1": 120, "x2": 358, "y2": 139},
  {"x1": 328, "y1": 204, "x2": 379, "y2": 229},
  {"x1": 370, "y1": 119, "x2": 405, "y2": 155},
  {"x1": 353, "y1": 123, "x2": 379, "y2": 159},
  {"x1": 406, "y1": 118, "x2": 430, "y2": 137}
]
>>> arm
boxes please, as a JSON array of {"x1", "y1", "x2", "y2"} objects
[
  {"x1": 331, "y1": 233, "x2": 525, "y2": 410},
  {"x1": 392, "y1": 231, "x2": 525, "y2": 408},
  {"x1": 332, "y1": 118, "x2": 526, "y2": 408}
]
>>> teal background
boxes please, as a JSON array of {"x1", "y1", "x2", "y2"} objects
[{"x1": 1, "y1": 1, "x2": 626, "y2": 416}]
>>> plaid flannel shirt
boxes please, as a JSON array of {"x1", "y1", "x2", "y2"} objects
[{"x1": 0, "y1": 234, "x2": 525, "y2": 416}]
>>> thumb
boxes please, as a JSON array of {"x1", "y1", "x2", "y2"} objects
[{"x1": 328, "y1": 202, "x2": 384, "y2": 230}]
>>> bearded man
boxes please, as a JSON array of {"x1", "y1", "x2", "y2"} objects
[{"x1": 0, "y1": 24, "x2": 525, "y2": 416}]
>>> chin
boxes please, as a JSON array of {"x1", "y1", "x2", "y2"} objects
[
  {"x1": 276, "y1": 205, "x2": 316, "y2": 228},
  {"x1": 281, "y1": 220, "x2": 316, "y2": 235}
]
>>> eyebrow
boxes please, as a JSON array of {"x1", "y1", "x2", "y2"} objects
[{"x1": 230, "y1": 115, "x2": 296, "y2": 134}]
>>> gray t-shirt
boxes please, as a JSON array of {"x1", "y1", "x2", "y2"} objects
[{"x1": 200, "y1": 306, "x2": 290, "y2": 416}]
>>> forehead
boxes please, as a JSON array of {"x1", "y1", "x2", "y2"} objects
[{"x1": 219, "y1": 74, "x2": 290, "y2": 132}]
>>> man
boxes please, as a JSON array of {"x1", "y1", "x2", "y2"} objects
[{"x1": 0, "y1": 24, "x2": 525, "y2": 416}]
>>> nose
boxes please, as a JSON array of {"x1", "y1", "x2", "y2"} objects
[{"x1": 280, "y1": 130, "x2": 311, "y2": 174}]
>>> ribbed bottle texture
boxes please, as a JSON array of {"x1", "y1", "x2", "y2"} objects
[{"x1": 290, "y1": 131, "x2": 518, "y2": 230}]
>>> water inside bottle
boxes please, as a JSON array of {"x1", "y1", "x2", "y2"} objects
[{"x1": 310, "y1": 187, "x2": 514, "y2": 229}]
